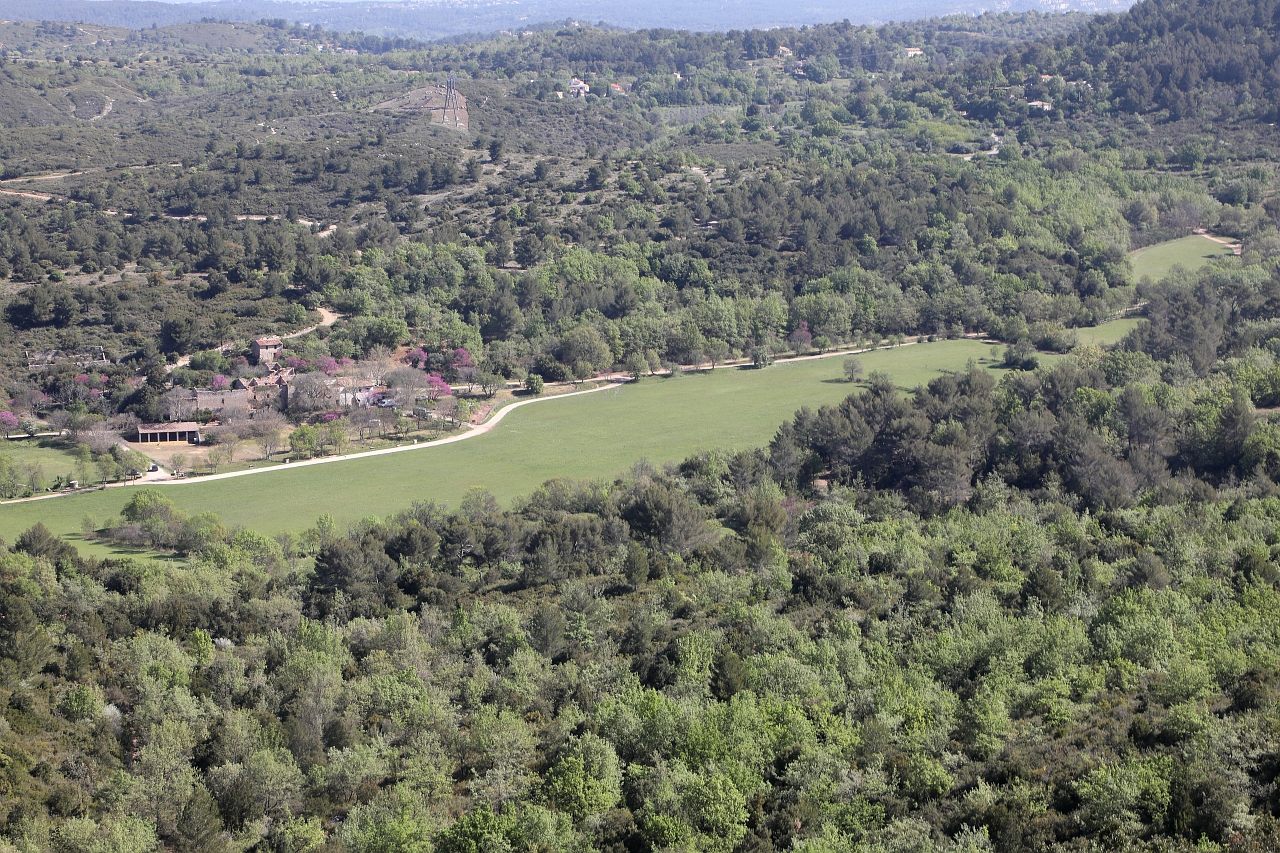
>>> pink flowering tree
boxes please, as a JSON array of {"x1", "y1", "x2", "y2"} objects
[
  {"x1": 316, "y1": 356, "x2": 339, "y2": 376},
  {"x1": 0, "y1": 411, "x2": 19, "y2": 433},
  {"x1": 405, "y1": 347, "x2": 430, "y2": 369},
  {"x1": 210, "y1": 374, "x2": 231, "y2": 391},
  {"x1": 448, "y1": 347, "x2": 477, "y2": 384},
  {"x1": 425, "y1": 373, "x2": 451, "y2": 402}
]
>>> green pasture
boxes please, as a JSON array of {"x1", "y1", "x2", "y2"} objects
[
  {"x1": 1129, "y1": 234, "x2": 1235, "y2": 282},
  {"x1": 0, "y1": 340, "x2": 1021, "y2": 546},
  {"x1": 1075, "y1": 317, "x2": 1140, "y2": 347},
  {"x1": 0, "y1": 438, "x2": 79, "y2": 480}
]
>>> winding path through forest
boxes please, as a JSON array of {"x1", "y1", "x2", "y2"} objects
[
  {"x1": 1193, "y1": 229, "x2": 1244, "y2": 253},
  {"x1": 166, "y1": 307, "x2": 343, "y2": 372},
  {"x1": 0, "y1": 165, "x2": 336, "y2": 232}
]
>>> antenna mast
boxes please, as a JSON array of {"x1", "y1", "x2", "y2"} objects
[{"x1": 443, "y1": 72, "x2": 461, "y2": 128}]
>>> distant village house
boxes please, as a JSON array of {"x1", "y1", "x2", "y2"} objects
[
  {"x1": 163, "y1": 388, "x2": 251, "y2": 421},
  {"x1": 194, "y1": 389, "x2": 251, "y2": 418},
  {"x1": 232, "y1": 370, "x2": 292, "y2": 410},
  {"x1": 251, "y1": 336, "x2": 284, "y2": 366}
]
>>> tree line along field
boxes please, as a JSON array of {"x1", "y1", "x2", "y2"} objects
[{"x1": 0, "y1": 339, "x2": 1040, "y2": 548}]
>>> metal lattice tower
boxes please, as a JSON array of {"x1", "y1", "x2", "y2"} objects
[{"x1": 442, "y1": 72, "x2": 461, "y2": 128}]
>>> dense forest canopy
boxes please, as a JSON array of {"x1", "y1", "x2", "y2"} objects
[
  {"x1": 4, "y1": 0, "x2": 1280, "y2": 850},
  {"x1": 938, "y1": 0, "x2": 1280, "y2": 124}
]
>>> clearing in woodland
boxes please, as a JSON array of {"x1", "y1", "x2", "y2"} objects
[
  {"x1": 1129, "y1": 233, "x2": 1237, "y2": 281},
  {"x1": 0, "y1": 339, "x2": 1033, "y2": 547}
]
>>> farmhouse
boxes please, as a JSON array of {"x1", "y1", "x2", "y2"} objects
[
  {"x1": 569, "y1": 77, "x2": 590, "y2": 98},
  {"x1": 163, "y1": 387, "x2": 252, "y2": 420},
  {"x1": 194, "y1": 389, "x2": 251, "y2": 417},
  {"x1": 336, "y1": 381, "x2": 387, "y2": 408},
  {"x1": 136, "y1": 422, "x2": 203, "y2": 443},
  {"x1": 251, "y1": 336, "x2": 284, "y2": 366},
  {"x1": 253, "y1": 381, "x2": 288, "y2": 409},
  {"x1": 233, "y1": 371, "x2": 292, "y2": 409}
]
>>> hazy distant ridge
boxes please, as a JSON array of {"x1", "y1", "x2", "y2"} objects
[{"x1": 0, "y1": 0, "x2": 1137, "y2": 40}]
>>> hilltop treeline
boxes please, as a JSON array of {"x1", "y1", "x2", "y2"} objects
[{"x1": 943, "y1": 0, "x2": 1280, "y2": 124}]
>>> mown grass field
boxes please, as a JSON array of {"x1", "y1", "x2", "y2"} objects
[
  {"x1": 0, "y1": 438, "x2": 80, "y2": 480},
  {"x1": 0, "y1": 340, "x2": 1027, "y2": 547},
  {"x1": 1075, "y1": 317, "x2": 1140, "y2": 347},
  {"x1": 1130, "y1": 234, "x2": 1235, "y2": 281}
]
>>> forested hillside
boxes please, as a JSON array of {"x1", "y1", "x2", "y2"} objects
[
  {"x1": 947, "y1": 0, "x2": 1280, "y2": 124},
  {"x1": 0, "y1": 12, "x2": 1263, "y2": 414},
  {"x1": 7, "y1": 260, "x2": 1280, "y2": 851},
  {"x1": 1054, "y1": 0, "x2": 1280, "y2": 119},
  {"x1": 4, "y1": 0, "x2": 1280, "y2": 850}
]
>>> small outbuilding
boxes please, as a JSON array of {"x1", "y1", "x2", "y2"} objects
[{"x1": 136, "y1": 422, "x2": 203, "y2": 443}]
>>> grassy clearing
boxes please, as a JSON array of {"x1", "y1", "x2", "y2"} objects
[
  {"x1": 1075, "y1": 317, "x2": 1140, "y2": 347},
  {"x1": 0, "y1": 340, "x2": 1022, "y2": 545},
  {"x1": 1130, "y1": 234, "x2": 1235, "y2": 281},
  {"x1": 0, "y1": 438, "x2": 80, "y2": 480}
]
